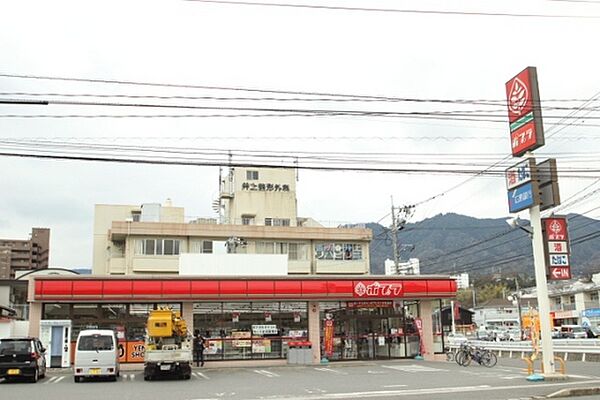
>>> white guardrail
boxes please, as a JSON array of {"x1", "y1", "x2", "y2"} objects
[{"x1": 448, "y1": 339, "x2": 600, "y2": 361}]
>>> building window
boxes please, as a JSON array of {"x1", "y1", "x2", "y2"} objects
[
  {"x1": 315, "y1": 243, "x2": 363, "y2": 260},
  {"x1": 190, "y1": 240, "x2": 213, "y2": 254},
  {"x1": 591, "y1": 292, "x2": 599, "y2": 301},
  {"x1": 246, "y1": 170, "x2": 259, "y2": 180},
  {"x1": 256, "y1": 241, "x2": 308, "y2": 260},
  {"x1": 569, "y1": 295, "x2": 575, "y2": 304},
  {"x1": 144, "y1": 239, "x2": 155, "y2": 255},
  {"x1": 131, "y1": 211, "x2": 141, "y2": 222},
  {"x1": 163, "y1": 239, "x2": 179, "y2": 255},
  {"x1": 242, "y1": 215, "x2": 255, "y2": 225},
  {"x1": 135, "y1": 239, "x2": 181, "y2": 256},
  {"x1": 265, "y1": 218, "x2": 290, "y2": 227}
]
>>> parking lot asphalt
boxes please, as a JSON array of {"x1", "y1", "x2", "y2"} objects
[{"x1": 3, "y1": 357, "x2": 600, "y2": 400}]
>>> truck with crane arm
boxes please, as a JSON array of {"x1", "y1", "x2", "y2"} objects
[{"x1": 143, "y1": 308, "x2": 192, "y2": 381}]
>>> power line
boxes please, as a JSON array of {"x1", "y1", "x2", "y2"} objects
[
  {"x1": 2, "y1": 139, "x2": 600, "y2": 177},
  {"x1": 4, "y1": 96, "x2": 600, "y2": 120},
  {"x1": 3, "y1": 92, "x2": 600, "y2": 112},
  {"x1": 185, "y1": 0, "x2": 600, "y2": 18}
]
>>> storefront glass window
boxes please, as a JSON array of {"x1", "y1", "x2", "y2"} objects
[
  {"x1": 193, "y1": 301, "x2": 309, "y2": 361},
  {"x1": 42, "y1": 303, "x2": 71, "y2": 320},
  {"x1": 72, "y1": 304, "x2": 99, "y2": 321},
  {"x1": 101, "y1": 304, "x2": 128, "y2": 320}
]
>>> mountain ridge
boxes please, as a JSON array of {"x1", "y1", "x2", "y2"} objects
[{"x1": 365, "y1": 213, "x2": 600, "y2": 278}]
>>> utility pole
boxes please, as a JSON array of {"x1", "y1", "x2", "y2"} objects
[
  {"x1": 390, "y1": 198, "x2": 414, "y2": 275},
  {"x1": 514, "y1": 277, "x2": 524, "y2": 340},
  {"x1": 450, "y1": 300, "x2": 457, "y2": 335},
  {"x1": 390, "y1": 198, "x2": 401, "y2": 275}
]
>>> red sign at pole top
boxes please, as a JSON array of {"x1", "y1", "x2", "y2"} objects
[
  {"x1": 506, "y1": 68, "x2": 535, "y2": 124},
  {"x1": 510, "y1": 121, "x2": 538, "y2": 156},
  {"x1": 505, "y1": 67, "x2": 545, "y2": 157}
]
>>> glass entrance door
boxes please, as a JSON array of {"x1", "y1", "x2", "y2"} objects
[{"x1": 355, "y1": 317, "x2": 389, "y2": 360}]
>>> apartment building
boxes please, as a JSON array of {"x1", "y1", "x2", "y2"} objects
[
  {"x1": 0, "y1": 228, "x2": 50, "y2": 279},
  {"x1": 547, "y1": 276, "x2": 600, "y2": 327}
]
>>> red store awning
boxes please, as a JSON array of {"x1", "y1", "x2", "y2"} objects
[{"x1": 33, "y1": 275, "x2": 457, "y2": 302}]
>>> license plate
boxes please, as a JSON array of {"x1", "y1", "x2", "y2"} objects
[
  {"x1": 160, "y1": 364, "x2": 171, "y2": 371},
  {"x1": 89, "y1": 368, "x2": 101, "y2": 375},
  {"x1": 7, "y1": 369, "x2": 20, "y2": 375}
]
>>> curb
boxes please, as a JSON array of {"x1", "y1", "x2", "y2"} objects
[{"x1": 541, "y1": 387, "x2": 600, "y2": 398}]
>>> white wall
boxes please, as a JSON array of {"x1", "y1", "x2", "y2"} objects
[
  {"x1": 0, "y1": 320, "x2": 28, "y2": 338},
  {"x1": 0, "y1": 320, "x2": 13, "y2": 338},
  {"x1": 179, "y1": 253, "x2": 288, "y2": 276}
]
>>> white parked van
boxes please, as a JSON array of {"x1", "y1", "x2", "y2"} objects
[{"x1": 73, "y1": 329, "x2": 120, "y2": 382}]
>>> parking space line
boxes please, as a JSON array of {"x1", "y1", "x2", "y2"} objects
[
  {"x1": 54, "y1": 376, "x2": 65, "y2": 384},
  {"x1": 314, "y1": 367, "x2": 347, "y2": 375},
  {"x1": 44, "y1": 376, "x2": 58, "y2": 384},
  {"x1": 193, "y1": 372, "x2": 210, "y2": 380},
  {"x1": 383, "y1": 364, "x2": 447, "y2": 373},
  {"x1": 254, "y1": 369, "x2": 279, "y2": 378},
  {"x1": 383, "y1": 384, "x2": 408, "y2": 388}
]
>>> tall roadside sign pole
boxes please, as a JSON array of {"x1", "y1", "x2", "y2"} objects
[
  {"x1": 505, "y1": 67, "x2": 561, "y2": 376},
  {"x1": 529, "y1": 200, "x2": 555, "y2": 375}
]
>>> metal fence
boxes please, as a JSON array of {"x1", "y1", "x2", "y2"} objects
[{"x1": 448, "y1": 339, "x2": 600, "y2": 362}]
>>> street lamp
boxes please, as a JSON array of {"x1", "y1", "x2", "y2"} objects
[{"x1": 506, "y1": 217, "x2": 533, "y2": 237}]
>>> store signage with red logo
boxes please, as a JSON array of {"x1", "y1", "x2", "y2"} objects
[
  {"x1": 353, "y1": 281, "x2": 403, "y2": 298},
  {"x1": 510, "y1": 121, "x2": 539, "y2": 157},
  {"x1": 542, "y1": 216, "x2": 571, "y2": 280},
  {"x1": 505, "y1": 67, "x2": 545, "y2": 157},
  {"x1": 34, "y1": 277, "x2": 457, "y2": 301}
]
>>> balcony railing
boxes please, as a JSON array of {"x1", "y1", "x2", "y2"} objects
[
  {"x1": 584, "y1": 301, "x2": 600, "y2": 310},
  {"x1": 551, "y1": 303, "x2": 577, "y2": 312}
]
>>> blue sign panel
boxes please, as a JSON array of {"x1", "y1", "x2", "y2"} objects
[
  {"x1": 582, "y1": 308, "x2": 600, "y2": 318},
  {"x1": 508, "y1": 182, "x2": 535, "y2": 213}
]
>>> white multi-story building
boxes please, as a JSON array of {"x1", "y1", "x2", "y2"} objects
[
  {"x1": 92, "y1": 167, "x2": 372, "y2": 276},
  {"x1": 384, "y1": 258, "x2": 420, "y2": 275},
  {"x1": 450, "y1": 273, "x2": 470, "y2": 290},
  {"x1": 517, "y1": 273, "x2": 600, "y2": 327}
]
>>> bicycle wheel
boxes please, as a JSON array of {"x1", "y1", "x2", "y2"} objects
[
  {"x1": 446, "y1": 351, "x2": 455, "y2": 362},
  {"x1": 454, "y1": 350, "x2": 465, "y2": 365},
  {"x1": 456, "y1": 350, "x2": 471, "y2": 367},
  {"x1": 481, "y1": 351, "x2": 497, "y2": 368}
]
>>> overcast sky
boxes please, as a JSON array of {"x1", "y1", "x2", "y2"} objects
[{"x1": 1, "y1": 0, "x2": 600, "y2": 268}]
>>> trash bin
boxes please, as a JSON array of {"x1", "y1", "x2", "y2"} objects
[
  {"x1": 299, "y1": 341, "x2": 312, "y2": 364},
  {"x1": 287, "y1": 341, "x2": 312, "y2": 364},
  {"x1": 287, "y1": 342, "x2": 299, "y2": 364}
]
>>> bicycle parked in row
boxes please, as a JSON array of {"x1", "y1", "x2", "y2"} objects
[{"x1": 446, "y1": 343, "x2": 497, "y2": 368}]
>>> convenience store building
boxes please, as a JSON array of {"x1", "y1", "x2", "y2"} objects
[{"x1": 28, "y1": 275, "x2": 456, "y2": 366}]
